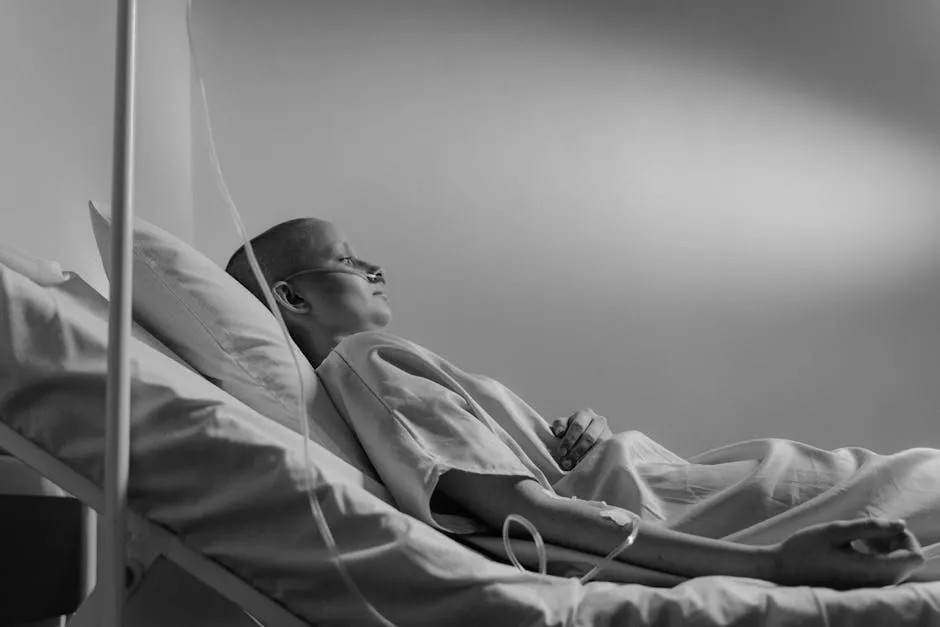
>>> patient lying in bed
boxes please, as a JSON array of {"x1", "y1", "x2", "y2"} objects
[{"x1": 225, "y1": 217, "x2": 936, "y2": 589}]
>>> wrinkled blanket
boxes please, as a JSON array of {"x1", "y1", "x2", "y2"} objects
[
  {"x1": 558, "y1": 432, "x2": 940, "y2": 579},
  {"x1": 318, "y1": 331, "x2": 940, "y2": 583}
]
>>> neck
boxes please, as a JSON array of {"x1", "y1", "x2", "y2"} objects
[{"x1": 291, "y1": 326, "x2": 347, "y2": 368}]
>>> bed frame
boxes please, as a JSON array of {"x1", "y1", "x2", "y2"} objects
[{"x1": 0, "y1": 419, "x2": 308, "y2": 626}]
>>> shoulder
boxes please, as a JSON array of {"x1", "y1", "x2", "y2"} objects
[
  {"x1": 324, "y1": 332, "x2": 464, "y2": 402},
  {"x1": 335, "y1": 332, "x2": 506, "y2": 387}
]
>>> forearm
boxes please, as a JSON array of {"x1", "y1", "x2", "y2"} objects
[
  {"x1": 517, "y1": 485, "x2": 776, "y2": 580},
  {"x1": 438, "y1": 472, "x2": 777, "y2": 581}
]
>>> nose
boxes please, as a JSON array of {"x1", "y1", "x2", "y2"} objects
[{"x1": 365, "y1": 264, "x2": 385, "y2": 285}]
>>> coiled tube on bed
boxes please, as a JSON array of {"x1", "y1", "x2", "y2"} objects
[{"x1": 501, "y1": 509, "x2": 640, "y2": 584}]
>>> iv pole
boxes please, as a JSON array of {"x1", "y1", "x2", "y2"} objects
[{"x1": 104, "y1": 0, "x2": 137, "y2": 624}]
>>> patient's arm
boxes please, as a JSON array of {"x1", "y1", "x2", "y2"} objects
[{"x1": 436, "y1": 471, "x2": 925, "y2": 588}]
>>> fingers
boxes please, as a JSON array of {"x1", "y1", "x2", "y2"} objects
[
  {"x1": 825, "y1": 518, "x2": 909, "y2": 544},
  {"x1": 897, "y1": 528, "x2": 923, "y2": 555},
  {"x1": 557, "y1": 409, "x2": 594, "y2": 458},
  {"x1": 857, "y1": 529, "x2": 921, "y2": 556},
  {"x1": 862, "y1": 547, "x2": 926, "y2": 582},
  {"x1": 565, "y1": 420, "x2": 609, "y2": 467},
  {"x1": 782, "y1": 519, "x2": 926, "y2": 588},
  {"x1": 832, "y1": 519, "x2": 926, "y2": 583},
  {"x1": 825, "y1": 544, "x2": 923, "y2": 589},
  {"x1": 834, "y1": 552, "x2": 925, "y2": 589},
  {"x1": 553, "y1": 409, "x2": 613, "y2": 470}
]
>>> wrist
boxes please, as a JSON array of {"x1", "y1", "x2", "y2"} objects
[
  {"x1": 716, "y1": 543, "x2": 781, "y2": 581},
  {"x1": 761, "y1": 543, "x2": 785, "y2": 584}
]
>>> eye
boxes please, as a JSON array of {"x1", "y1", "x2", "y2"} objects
[{"x1": 339, "y1": 256, "x2": 355, "y2": 266}]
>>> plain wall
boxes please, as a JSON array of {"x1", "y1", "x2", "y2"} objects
[
  {"x1": 191, "y1": 0, "x2": 940, "y2": 456},
  {"x1": 0, "y1": 0, "x2": 193, "y2": 292}
]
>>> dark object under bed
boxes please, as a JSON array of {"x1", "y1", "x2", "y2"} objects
[{"x1": 0, "y1": 494, "x2": 87, "y2": 625}]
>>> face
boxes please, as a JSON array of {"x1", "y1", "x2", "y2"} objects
[{"x1": 280, "y1": 222, "x2": 391, "y2": 335}]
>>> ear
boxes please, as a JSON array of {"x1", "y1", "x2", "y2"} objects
[{"x1": 272, "y1": 281, "x2": 311, "y2": 314}]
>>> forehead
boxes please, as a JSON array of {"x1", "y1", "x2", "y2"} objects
[{"x1": 293, "y1": 221, "x2": 354, "y2": 265}]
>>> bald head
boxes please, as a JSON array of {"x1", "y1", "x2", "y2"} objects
[
  {"x1": 226, "y1": 217, "x2": 391, "y2": 364},
  {"x1": 226, "y1": 217, "x2": 340, "y2": 305}
]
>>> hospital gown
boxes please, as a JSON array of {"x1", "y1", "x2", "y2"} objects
[{"x1": 317, "y1": 331, "x2": 940, "y2": 579}]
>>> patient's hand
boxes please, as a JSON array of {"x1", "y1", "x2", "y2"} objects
[
  {"x1": 551, "y1": 408, "x2": 612, "y2": 470},
  {"x1": 772, "y1": 518, "x2": 925, "y2": 589}
]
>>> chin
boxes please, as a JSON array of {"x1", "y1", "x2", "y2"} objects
[{"x1": 353, "y1": 313, "x2": 390, "y2": 333}]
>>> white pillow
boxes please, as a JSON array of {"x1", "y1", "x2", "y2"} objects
[{"x1": 87, "y1": 201, "x2": 375, "y2": 475}]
